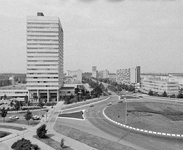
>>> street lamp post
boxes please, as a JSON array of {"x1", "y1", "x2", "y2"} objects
[{"x1": 124, "y1": 98, "x2": 127, "y2": 124}]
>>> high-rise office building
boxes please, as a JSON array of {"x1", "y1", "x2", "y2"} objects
[{"x1": 26, "y1": 12, "x2": 64, "y2": 102}]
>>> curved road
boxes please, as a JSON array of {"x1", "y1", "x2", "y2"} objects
[{"x1": 61, "y1": 95, "x2": 183, "y2": 150}]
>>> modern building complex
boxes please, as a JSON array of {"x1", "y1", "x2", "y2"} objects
[
  {"x1": 67, "y1": 69, "x2": 82, "y2": 83},
  {"x1": 26, "y1": 12, "x2": 64, "y2": 102},
  {"x1": 140, "y1": 73, "x2": 183, "y2": 95},
  {"x1": 141, "y1": 78, "x2": 179, "y2": 96},
  {"x1": 116, "y1": 66, "x2": 141, "y2": 85},
  {"x1": 98, "y1": 70, "x2": 109, "y2": 79}
]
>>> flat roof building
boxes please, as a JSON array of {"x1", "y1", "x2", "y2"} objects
[{"x1": 26, "y1": 12, "x2": 64, "y2": 102}]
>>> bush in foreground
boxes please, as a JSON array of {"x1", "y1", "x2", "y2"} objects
[
  {"x1": 37, "y1": 124, "x2": 47, "y2": 138},
  {"x1": 11, "y1": 138, "x2": 40, "y2": 150}
]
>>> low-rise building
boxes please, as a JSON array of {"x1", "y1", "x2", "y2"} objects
[{"x1": 141, "y1": 78, "x2": 179, "y2": 96}]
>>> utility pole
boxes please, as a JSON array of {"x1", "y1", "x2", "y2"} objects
[{"x1": 124, "y1": 98, "x2": 127, "y2": 124}]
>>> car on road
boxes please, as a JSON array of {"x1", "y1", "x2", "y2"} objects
[
  {"x1": 9, "y1": 115, "x2": 19, "y2": 120},
  {"x1": 89, "y1": 104, "x2": 94, "y2": 107},
  {"x1": 107, "y1": 102, "x2": 112, "y2": 106},
  {"x1": 32, "y1": 115, "x2": 41, "y2": 120},
  {"x1": 118, "y1": 100, "x2": 123, "y2": 103}
]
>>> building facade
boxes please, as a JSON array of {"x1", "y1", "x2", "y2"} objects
[
  {"x1": 26, "y1": 12, "x2": 64, "y2": 102},
  {"x1": 98, "y1": 70, "x2": 109, "y2": 79},
  {"x1": 141, "y1": 78, "x2": 179, "y2": 96},
  {"x1": 116, "y1": 66, "x2": 141, "y2": 85},
  {"x1": 92, "y1": 66, "x2": 98, "y2": 78}
]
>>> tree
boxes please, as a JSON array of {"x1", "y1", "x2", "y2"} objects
[
  {"x1": 162, "y1": 91, "x2": 167, "y2": 97},
  {"x1": 148, "y1": 90, "x2": 153, "y2": 96},
  {"x1": 36, "y1": 124, "x2": 47, "y2": 138},
  {"x1": 11, "y1": 138, "x2": 40, "y2": 150},
  {"x1": 177, "y1": 93, "x2": 183, "y2": 98},
  {"x1": 24, "y1": 110, "x2": 32, "y2": 125},
  {"x1": 3, "y1": 94, "x2": 7, "y2": 100},
  {"x1": 14, "y1": 101, "x2": 20, "y2": 111},
  {"x1": 24, "y1": 95, "x2": 28, "y2": 105},
  {"x1": 10, "y1": 101, "x2": 14, "y2": 107},
  {"x1": 38, "y1": 99, "x2": 44, "y2": 108},
  {"x1": 1, "y1": 107, "x2": 7, "y2": 122}
]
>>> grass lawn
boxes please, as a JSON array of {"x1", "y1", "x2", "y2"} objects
[
  {"x1": 105, "y1": 101, "x2": 183, "y2": 134},
  {"x1": 62, "y1": 96, "x2": 108, "y2": 110},
  {"x1": 54, "y1": 124, "x2": 135, "y2": 150},
  {"x1": 0, "y1": 131, "x2": 10, "y2": 138},
  {"x1": 59, "y1": 111, "x2": 84, "y2": 119},
  {"x1": 34, "y1": 135, "x2": 74, "y2": 150}
]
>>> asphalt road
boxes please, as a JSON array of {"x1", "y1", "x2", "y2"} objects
[{"x1": 61, "y1": 95, "x2": 183, "y2": 150}]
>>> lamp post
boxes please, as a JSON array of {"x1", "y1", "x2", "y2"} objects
[{"x1": 124, "y1": 98, "x2": 127, "y2": 125}]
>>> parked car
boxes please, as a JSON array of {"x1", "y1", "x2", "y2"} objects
[
  {"x1": 107, "y1": 102, "x2": 112, "y2": 106},
  {"x1": 9, "y1": 115, "x2": 19, "y2": 120},
  {"x1": 89, "y1": 104, "x2": 94, "y2": 107},
  {"x1": 32, "y1": 115, "x2": 41, "y2": 120}
]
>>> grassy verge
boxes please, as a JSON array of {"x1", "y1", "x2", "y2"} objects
[
  {"x1": 59, "y1": 111, "x2": 84, "y2": 119},
  {"x1": 34, "y1": 135, "x2": 74, "y2": 150},
  {"x1": 62, "y1": 96, "x2": 108, "y2": 110},
  {"x1": 54, "y1": 124, "x2": 135, "y2": 150},
  {"x1": 0, "y1": 125, "x2": 25, "y2": 131},
  {"x1": 0, "y1": 131, "x2": 10, "y2": 138},
  {"x1": 105, "y1": 102, "x2": 183, "y2": 134}
]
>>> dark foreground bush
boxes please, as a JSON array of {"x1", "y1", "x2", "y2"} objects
[
  {"x1": 11, "y1": 138, "x2": 40, "y2": 150},
  {"x1": 37, "y1": 124, "x2": 47, "y2": 138}
]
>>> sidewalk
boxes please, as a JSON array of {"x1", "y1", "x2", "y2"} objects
[{"x1": 0, "y1": 101, "x2": 97, "y2": 150}]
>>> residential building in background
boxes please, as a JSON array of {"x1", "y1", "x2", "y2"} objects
[
  {"x1": 67, "y1": 69, "x2": 82, "y2": 83},
  {"x1": 116, "y1": 66, "x2": 141, "y2": 85},
  {"x1": 82, "y1": 72, "x2": 92, "y2": 78},
  {"x1": 108, "y1": 73, "x2": 116, "y2": 82},
  {"x1": 98, "y1": 70, "x2": 109, "y2": 79},
  {"x1": 26, "y1": 12, "x2": 64, "y2": 102},
  {"x1": 92, "y1": 66, "x2": 98, "y2": 78}
]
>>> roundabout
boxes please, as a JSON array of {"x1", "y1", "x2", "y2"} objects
[{"x1": 104, "y1": 100, "x2": 183, "y2": 138}]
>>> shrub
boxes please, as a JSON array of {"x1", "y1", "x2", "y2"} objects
[
  {"x1": 11, "y1": 138, "x2": 40, "y2": 150},
  {"x1": 24, "y1": 110, "x2": 32, "y2": 125},
  {"x1": 36, "y1": 124, "x2": 47, "y2": 138},
  {"x1": 45, "y1": 102, "x2": 57, "y2": 106},
  {"x1": 0, "y1": 132, "x2": 8, "y2": 138},
  {"x1": 60, "y1": 138, "x2": 65, "y2": 148}
]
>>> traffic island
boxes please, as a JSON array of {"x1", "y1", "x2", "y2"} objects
[{"x1": 103, "y1": 101, "x2": 183, "y2": 138}]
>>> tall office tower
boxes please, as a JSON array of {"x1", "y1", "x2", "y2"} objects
[{"x1": 26, "y1": 12, "x2": 64, "y2": 102}]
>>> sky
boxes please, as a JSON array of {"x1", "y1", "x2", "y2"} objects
[{"x1": 0, "y1": 0, "x2": 182, "y2": 74}]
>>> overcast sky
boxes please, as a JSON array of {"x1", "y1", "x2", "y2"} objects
[{"x1": 0, "y1": 0, "x2": 182, "y2": 74}]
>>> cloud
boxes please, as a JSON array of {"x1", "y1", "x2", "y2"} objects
[{"x1": 106, "y1": 0, "x2": 124, "y2": 2}]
